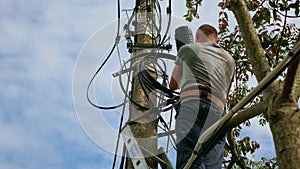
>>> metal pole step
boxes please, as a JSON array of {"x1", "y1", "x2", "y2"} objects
[{"x1": 122, "y1": 125, "x2": 151, "y2": 169}]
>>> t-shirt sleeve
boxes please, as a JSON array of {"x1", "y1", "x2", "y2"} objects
[{"x1": 175, "y1": 45, "x2": 189, "y2": 66}]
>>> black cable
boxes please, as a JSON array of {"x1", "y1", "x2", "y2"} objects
[
  {"x1": 155, "y1": 0, "x2": 162, "y2": 42},
  {"x1": 158, "y1": 115, "x2": 177, "y2": 149},
  {"x1": 117, "y1": 52, "x2": 179, "y2": 112},
  {"x1": 123, "y1": 2, "x2": 138, "y2": 48},
  {"x1": 118, "y1": 53, "x2": 152, "y2": 110},
  {"x1": 118, "y1": 144, "x2": 126, "y2": 169},
  {"x1": 138, "y1": 70, "x2": 173, "y2": 108},
  {"x1": 86, "y1": 0, "x2": 123, "y2": 110},
  {"x1": 138, "y1": 54, "x2": 179, "y2": 98},
  {"x1": 111, "y1": 77, "x2": 129, "y2": 169},
  {"x1": 136, "y1": 53, "x2": 181, "y2": 113},
  {"x1": 86, "y1": 44, "x2": 125, "y2": 110},
  {"x1": 137, "y1": 69, "x2": 156, "y2": 107},
  {"x1": 117, "y1": 0, "x2": 121, "y2": 34},
  {"x1": 159, "y1": 0, "x2": 172, "y2": 45},
  {"x1": 112, "y1": 1, "x2": 129, "y2": 168},
  {"x1": 112, "y1": 46, "x2": 132, "y2": 169},
  {"x1": 138, "y1": 59, "x2": 165, "y2": 95},
  {"x1": 138, "y1": 63, "x2": 171, "y2": 107},
  {"x1": 166, "y1": 107, "x2": 174, "y2": 152},
  {"x1": 138, "y1": 60, "x2": 168, "y2": 97}
]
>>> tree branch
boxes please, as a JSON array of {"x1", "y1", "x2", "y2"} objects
[
  {"x1": 226, "y1": 130, "x2": 246, "y2": 169},
  {"x1": 290, "y1": 37, "x2": 300, "y2": 101},
  {"x1": 282, "y1": 56, "x2": 300, "y2": 100},
  {"x1": 228, "y1": 0, "x2": 270, "y2": 82},
  {"x1": 292, "y1": 63, "x2": 300, "y2": 100},
  {"x1": 226, "y1": 101, "x2": 268, "y2": 129},
  {"x1": 228, "y1": 0, "x2": 281, "y2": 100}
]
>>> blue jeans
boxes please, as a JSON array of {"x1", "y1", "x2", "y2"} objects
[{"x1": 175, "y1": 98, "x2": 225, "y2": 169}]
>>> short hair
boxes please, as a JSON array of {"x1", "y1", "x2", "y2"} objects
[{"x1": 198, "y1": 24, "x2": 218, "y2": 39}]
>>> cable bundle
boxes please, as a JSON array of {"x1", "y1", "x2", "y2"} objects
[{"x1": 137, "y1": 52, "x2": 179, "y2": 112}]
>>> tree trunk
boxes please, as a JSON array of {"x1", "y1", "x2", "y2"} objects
[{"x1": 269, "y1": 95, "x2": 300, "y2": 169}]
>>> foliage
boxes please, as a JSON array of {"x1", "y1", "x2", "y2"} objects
[
  {"x1": 185, "y1": 0, "x2": 299, "y2": 168},
  {"x1": 184, "y1": 0, "x2": 202, "y2": 21},
  {"x1": 224, "y1": 135, "x2": 261, "y2": 168}
]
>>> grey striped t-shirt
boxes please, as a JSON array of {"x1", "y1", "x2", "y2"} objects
[{"x1": 175, "y1": 43, "x2": 235, "y2": 102}]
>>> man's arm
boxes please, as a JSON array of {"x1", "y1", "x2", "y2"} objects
[{"x1": 169, "y1": 64, "x2": 182, "y2": 91}]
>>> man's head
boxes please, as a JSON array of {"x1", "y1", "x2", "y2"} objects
[{"x1": 195, "y1": 24, "x2": 218, "y2": 43}]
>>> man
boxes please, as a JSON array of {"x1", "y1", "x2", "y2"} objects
[{"x1": 170, "y1": 24, "x2": 235, "y2": 169}]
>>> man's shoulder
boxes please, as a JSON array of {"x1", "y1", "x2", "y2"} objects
[
  {"x1": 178, "y1": 43, "x2": 196, "y2": 55},
  {"x1": 180, "y1": 43, "x2": 196, "y2": 50}
]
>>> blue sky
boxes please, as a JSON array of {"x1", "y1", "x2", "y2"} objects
[{"x1": 0, "y1": 0, "x2": 299, "y2": 169}]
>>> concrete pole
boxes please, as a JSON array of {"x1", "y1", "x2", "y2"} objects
[{"x1": 126, "y1": 0, "x2": 158, "y2": 168}]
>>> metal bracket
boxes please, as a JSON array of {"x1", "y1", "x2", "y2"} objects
[{"x1": 112, "y1": 66, "x2": 135, "y2": 77}]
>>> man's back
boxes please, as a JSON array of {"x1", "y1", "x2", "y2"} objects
[{"x1": 176, "y1": 43, "x2": 235, "y2": 102}]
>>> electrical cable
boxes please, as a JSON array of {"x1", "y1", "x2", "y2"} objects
[
  {"x1": 112, "y1": 48, "x2": 132, "y2": 169},
  {"x1": 138, "y1": 60, "x2": 168, "y2": 98},
  {"x1": 118, "y1": 53, "x2": 151, "y2": 111},
  {"x1": 159, "y1": 0, "x2": 172, "y2": 45},
  {"x1": 111, "y1": 82, "x2": 130, "y2": 169},
  {"x1": 117, "y1": 52, "x2": 179, "y2": 111},
  {"x1": 160, "y1": 66, "x2": 174, "y2": 152},
  {"x1": 166, "y1": 100, "x2": 174, "y2": 152},
  {"x1": 123, "y1": 3, "x2": 138, "y2": 45},
  {"x1": 118, "y1": 144, "x2": 126, "y2": 169},
  {"x1": 158, "y1": 115, "x2": 177, "y2": 149},
  {"x1": 138, "y1": 70, "x2": 171, "y2": 109},
  {"x1": 116, "y1": 52, "x2": 180, "y2": 125},
  {"x1": 137, "y1": 53, "x2": 179, "y2": 98},
  {"x1": 136, "y1": 53, "x2": 181, "y2": 113},
  {"x1": 112, "y1": 1, "x2": 136, "y2": 168},
  {"x1": 86, "y1": 0, "x2": 123, "y2": 110},
  {"x1": 135, "y1": 56, "x2": 162, "y2": 107},
  {"x1": 124, "y1": 0, "x2": 170, "y2": 52},
  {"x1": 86, "y1": 43, "x2": 125, "y2": 110},
  {"x1": 137, "y1": 65, "x2": 175, "y2": 111},
  {"x1": 85, "y1": 0, "x2": 178, "y2": 167},
  {"x1": 155, "y1": 0, "x2": 162, "y2": 42}
]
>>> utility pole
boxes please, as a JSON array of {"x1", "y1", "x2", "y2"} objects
[{"x1": 126, "y1": 0, "x2": 158, "y2": 169}]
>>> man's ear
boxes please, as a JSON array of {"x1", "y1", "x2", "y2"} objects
[{"x1": 208, "y1": 35, "x2": 218, "y2": 43}]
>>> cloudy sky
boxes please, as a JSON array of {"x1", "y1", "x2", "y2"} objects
[{"x1": 1, "y1": 0, "x2": 299, "y2": 169}]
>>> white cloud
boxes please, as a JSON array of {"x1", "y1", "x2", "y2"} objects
[{"x1": 0, "y1": 0, "x2": 117, "y2": 169}]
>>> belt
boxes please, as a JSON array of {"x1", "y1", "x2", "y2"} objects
[{"x1": 180, "y1": 90, "x2": 225, "y2": 111}]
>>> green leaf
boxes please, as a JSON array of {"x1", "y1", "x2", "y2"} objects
[
  {"x1": 289, "y1": 3, "x2": 297, "y2": 9},
  {"x1": 218, "y1": 2, "x2": 225, "y2": 8},
  {"x1": 296, "y1": 6, "x2": 300, "y2": 16},
  {"x1": 268, "y1": 0, "x2": 276, "y2": 8},
  {"x1": 281, "y1": 39, "x2": 289, "y2": 47}
]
